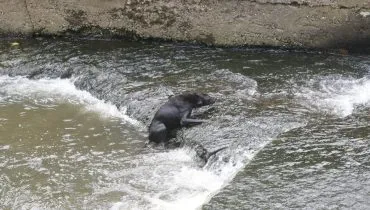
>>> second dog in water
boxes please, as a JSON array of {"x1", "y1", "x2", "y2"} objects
[{"x1": 148, "y1": 92, "x2": 215, "y2": 144}]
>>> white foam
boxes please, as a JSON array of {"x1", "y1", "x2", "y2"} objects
[
  {"x1": 0, "y1": 75, "x2": 140, "y2": 126},
  {"x1": 110, "y1": 143, "x2": 270, "y2": 210},
  {"x1": 295, "y1": 76, "x2": 370, "y2": 117},
  {"x1": 360, "y1": 11, "x2": 370, "y2": 17},
  {"x1": 107, "y1": 148, "x2": 221, "y2": 210}
]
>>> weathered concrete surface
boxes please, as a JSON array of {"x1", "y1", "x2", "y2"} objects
[{"x1": 0, "y1": 0, "x2": 369, "y2": 49}]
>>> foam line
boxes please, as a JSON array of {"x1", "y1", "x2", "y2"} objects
[
  {"x1": 0, "y1": 75, "x2": 141, "y2": 126},
  {"x1": 295, "y1": 76, "x2": 370, "y2": 117}
]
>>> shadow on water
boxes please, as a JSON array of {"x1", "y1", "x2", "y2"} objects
[{"x1": 1, "y1": 38, "x2": 370, "y2": 209}]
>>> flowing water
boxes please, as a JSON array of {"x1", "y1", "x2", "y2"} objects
[{"x1": 0, "y1": 39, "x2": 369, "y2": 209}]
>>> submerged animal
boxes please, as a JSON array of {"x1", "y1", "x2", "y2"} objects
[{"x1": 148, "y1": 92, "x2": 215, "y2": 144}]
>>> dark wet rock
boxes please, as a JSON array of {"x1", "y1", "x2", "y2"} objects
[
  {"x1": 60, "y1": 69, "x2": 73, "y2": 79},
  {"x1": 27, "y1": 69, "x2": 44, "y2": 79}
]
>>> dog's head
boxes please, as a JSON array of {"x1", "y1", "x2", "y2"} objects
[
  {"x1": 176, "y1": 92, "x2": 216, "y2": 108},
  {"x1": 192, "y1": 93, "x2": 216, "y2": 108}
]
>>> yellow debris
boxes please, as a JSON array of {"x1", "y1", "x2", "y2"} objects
[{"x1": 10, "y1": 42, "x2": 20, "y2": 47}]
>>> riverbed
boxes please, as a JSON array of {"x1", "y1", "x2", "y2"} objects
[{"x1": 1, "y1": 39, "x2": 369, "y2": 209}]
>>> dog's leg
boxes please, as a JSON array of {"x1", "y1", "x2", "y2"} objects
[
  {"x1": 149, "y1": 121, "x2": 167, "y2": 143},
  {"x1": 181, "y1": 118, "x2": 208, "y2": 126},
  {"x1": 180, "y1": 111, "x2": 208, "y2": 126}
]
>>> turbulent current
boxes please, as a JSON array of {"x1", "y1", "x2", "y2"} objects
[{"x1": 0, "y1": 39, "x2": 370, "y2": 209}]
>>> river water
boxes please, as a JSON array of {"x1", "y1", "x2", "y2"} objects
[{"x1": 0, "y1": 39, "x2": 369, "y2": 209}]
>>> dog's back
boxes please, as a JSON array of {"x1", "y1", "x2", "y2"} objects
[{"x1": 148, "y1": 93, "x2": 215, "y2": 144}]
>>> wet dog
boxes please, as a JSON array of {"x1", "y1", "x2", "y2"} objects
[{"x1": 148, "y1": 93, "x2": 215, "y2": 144}]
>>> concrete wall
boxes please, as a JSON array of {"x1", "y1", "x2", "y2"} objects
[{"x1": 0, "y1": 0, "x2": 369, "y2": 49}]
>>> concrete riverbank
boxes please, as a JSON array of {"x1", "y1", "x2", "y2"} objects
[{"x1": 1, "y1": 0, "x2": 369, "y2": 49}]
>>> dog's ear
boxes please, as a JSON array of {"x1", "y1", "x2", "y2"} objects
[
  {"x1": 196, "y1": 93, "x2": 215, "y2": 107},
  {"x1": 196, "y1": 97, "x2": 204, "y2": 106},
  {"x1": 194, "y1": 93, "x2": 205, "y2": 106}
]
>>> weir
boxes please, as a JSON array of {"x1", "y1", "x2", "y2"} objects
[{"x1": 1, "y1": 39, "x2": 370, "y2": 209}]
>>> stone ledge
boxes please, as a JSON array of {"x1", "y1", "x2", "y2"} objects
[{"x1": 0, "y1": 0, "x2": 369, "y2": 49}]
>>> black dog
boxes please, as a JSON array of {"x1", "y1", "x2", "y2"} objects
[{"x1": 148, "y1": 93, "x2": 215, "y2": 144}]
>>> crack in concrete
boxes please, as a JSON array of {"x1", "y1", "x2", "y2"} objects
[
  {"x1": 24, "y1": 0, "x2": 35, "y2": 32},
  {"x1": 247, "y1": 0, "x2": 367, "y2": 9}
]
